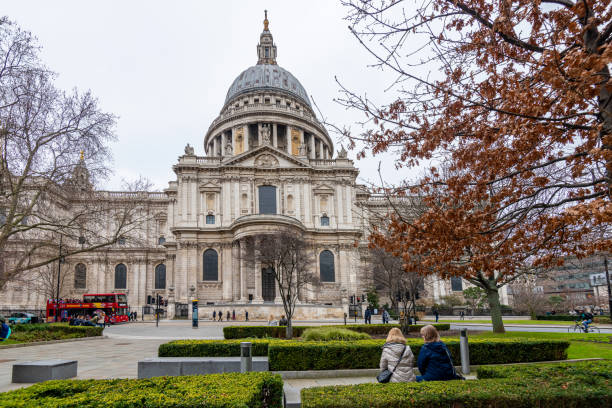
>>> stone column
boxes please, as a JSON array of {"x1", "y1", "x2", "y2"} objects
[
  {"x1": 221, "y1": 133, "x2": 226, "y2": 157},
  {"x1": 319, "y1": 138, "x2": 324, "y2": 159},
  {"x1": 239, "y1": 240, "x2": 247, "y2": 301},
  {"x1": 231, "y1": 127, "x2": 236, "y2": 156},
  {"x1": 213, "y1": 137, "x2": 218, "y2": 157},
  {"x1": 287, "y1": 128, "x2": 292, "y2": 154},
  {"x1": 244, "y1": 124, "x2": 249, "y2": 151},
  {"x1": 222, "y1": 244, "x2": 233, "y2": 301},
  {"x1": 257, "y1": 123, "x2": 263, "y2": 146},
  {"x1": 253, "y1": 238, "x2": 263, "y2": 303},
  {"x1": 272, "y1": 123, "x2": 278, "y2": 148},
  {"x1": 300, "y1": 129, "x2": 305, "y2": 151},
  {"x1": 309, "y1": 134, "x2": 316, "y2": 159},
  {"x1": 274, "y1": 279, "x2": 282, "y2": 304}
]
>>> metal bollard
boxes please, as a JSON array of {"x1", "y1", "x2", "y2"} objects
[
  {"x1": 240, "y1": 342, "x2": 252, "y2": 373},
  {"x1": 460, "y1": 328, "x2": 470, "y2": 374}
]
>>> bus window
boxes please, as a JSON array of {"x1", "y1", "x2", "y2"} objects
[
  {"x1": 106, "y1": 295, "x2": 116, "y2": 302},
  {"x1": 117, "y1": 294, "x2": 127, "y2": 303},
  {"x1": 83, "y1": 295, "x2": 93, "y2": 303}
]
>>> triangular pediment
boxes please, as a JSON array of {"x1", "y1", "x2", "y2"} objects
[
  {"x1": 313, "y1": 183, "x2": 336, "y2": 194},
  {"x1": 221, "y1": 145, "x2": 311, "y2": 169}
]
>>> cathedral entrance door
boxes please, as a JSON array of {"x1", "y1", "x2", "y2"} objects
[{"x1": 262, "y1": 267, "x2": 276, "y2": 302}]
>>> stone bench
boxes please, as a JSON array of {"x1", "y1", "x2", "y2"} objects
[
  {"x1": 138, "y1": 357, "x2": 269, "y2": 379},
  {"x1": 12, "y1": 360, "x2": 77, "y2": 383}
]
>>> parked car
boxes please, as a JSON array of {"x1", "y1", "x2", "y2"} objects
[{"x1": 8, "y1": 312, "x2": 34, "y2": 324}]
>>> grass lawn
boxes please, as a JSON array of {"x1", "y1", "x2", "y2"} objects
[
  {"x1": 470, "y1": 331, "x2": 612, "y2": 360},
  {"x1": 423, "y1": 319, "x2": 577, "y2": 325}
]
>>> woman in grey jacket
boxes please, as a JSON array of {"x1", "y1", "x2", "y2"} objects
[{"x1": 379, "y1": 328, "x2": 416, "y2": 383}]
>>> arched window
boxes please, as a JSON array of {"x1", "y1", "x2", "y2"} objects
[
  {"x1": 114, "y1": 264, "x2": 127, "y2": 289},
  {"x1": 74, "y1": 263, "x2": 86, "y2": 289},
  {"x1": 158, "y1": 236, "x2": 166, "y2": 245},
  {"x1": 155, "y1": 264, "x2": 166, "y2": 289},
  {"x1": 320, "y1": 250, "x2": 335, "y2": 282},
  {"x1": 286, "y1": 194, "x2": 294, "y2": 213},
  {"x1": 206, "y1": 214, "x2": 215, "y2": 224},
  {"x1": 258, "y1": 185, "x2": 277, "y2": 214},
  {"x1": 320, "y1": 215, "x2": 329, "y2": 226},
  {"x1": 203, "y1": 249, "x2": 218, "y2": 281}
]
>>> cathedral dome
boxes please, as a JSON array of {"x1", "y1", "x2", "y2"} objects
[{"x1": 225, "y1": 64, "x2": 311, "y2": 108}]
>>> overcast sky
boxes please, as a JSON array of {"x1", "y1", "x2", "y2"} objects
[{"x1": 4, "y1": 1, "x2": 408, "y2": 191}]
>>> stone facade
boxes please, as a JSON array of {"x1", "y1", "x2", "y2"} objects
[{"x1": 1, "y1": 15, "x2": 489, "y2": 319}]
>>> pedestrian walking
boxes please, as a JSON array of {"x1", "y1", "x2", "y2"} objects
[
  {"x1": 226, "y1": 310, "x2": 230, "y2": 321},
  {"x1": 218, "y1": 310, "x2": 223, "y2": 321},
  {"x1": 434, "y1": 309, "x2": 439, "y2": 322},
  {"x1": 232, "y1": 309, "x2": 236, "y2": 320},
  {"x1": 382, "y1": 309, "x2": 390, "y2": 324},
  {"x1": 459, "y1": 311, "x2": 465, "y2": 320},
  {"x1": 213, "y1": 310, "x2": 216, "y2": 321},
  {"x1": 245, "y1": 310, "x2": 249, "y2": 321},
  {"x1": 364, "y1": 308, "x2": 371, "y2": 324}
]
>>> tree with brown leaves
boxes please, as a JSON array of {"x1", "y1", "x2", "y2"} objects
[{"x1": 340, "y1": 0, "x2": 612, "y2": 332}]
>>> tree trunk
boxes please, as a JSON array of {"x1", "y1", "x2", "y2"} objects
[
  {"x1": 286, "y1": 319, "x2": 293, "y2": 339},
  {"x1": 486, "y1": 287, "x2": 505, "y2": 333}
]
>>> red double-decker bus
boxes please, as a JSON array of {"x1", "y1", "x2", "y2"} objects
[{"x1": 46, "y1": 293, "x2": 129, "y2": 324}]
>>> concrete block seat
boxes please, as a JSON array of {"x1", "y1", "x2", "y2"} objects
[
  {"x1": 138, "y1": 357, "x2": 269, "y2": 379},
  {"x1": 12, "y1": 360, "x2": 77, "y2": 383}
]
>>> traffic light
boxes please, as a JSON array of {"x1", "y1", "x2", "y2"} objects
[
  {"x1": 147, "y1": 295, "x2": 153, "y2": 305},
  {"x1": 350, "y1": 295, "x2": 355, "y2": 304},
  {"x1": 164, "y1": 299, "x2": 168, "y2": 307},
  {"x1": 357, "y1": 297, "x2": 360, "y2": 303}
]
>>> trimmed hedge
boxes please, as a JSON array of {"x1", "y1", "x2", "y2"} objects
[
  {"x1": 302, "y1": 327, "x2": 371, "y2": 341},
  {"x1": 159, "y1": 339, "x2": 277, "y2": 357},
  {"x1": 160, "y1": 338, "x2": 568, "y2": 371},
  {"x1": 268, "y1": 338, "x2": 568, "y2": 371},
  {"x1": 223, "y1": 324, "x2": 451, "y2": 339},
  {"x1": 536, "y1": 315, "x2": 577, "y2": 321},
  {"x1": 4, "y1": 323, "x2": 103, "y2": 344},
  {"x1": 301, "y1": 360, "x2": 612, "y2": 407},
  {"x1": 595, "y1": 316, "x2": 612, "y2": 324},
  {"x1": 0, "y1": 372, "x2": 283, "y2": 408}
]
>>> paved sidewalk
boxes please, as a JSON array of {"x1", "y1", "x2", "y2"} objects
[{"x1": 0, "y1": 337, "x2": 165, "y2": 393}]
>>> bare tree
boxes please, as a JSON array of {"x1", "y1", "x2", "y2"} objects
[
  {"x1": 247, "y1": 231, "x2": 318, "y2": 339},
  {"x1": 510, "y1": 280, "x2": 549, "y2": 319},
  {"x1": 0, "y1": 18, "x2": 154, "y2": 289}
]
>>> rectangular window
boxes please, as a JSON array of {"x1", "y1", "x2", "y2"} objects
[
  {"x1": 450, "y1": 277, "x2": 463, "y2": 291},
  {"x1": 206, "y1": 215, "x2": 215, "y2": 224},
  {"x1": 320, "y1": 216, "x2": 329, "y2": 226},
  {"x1": 258, "y1": 186, "x2": 277, "y2": 214},
  {"x1": 265, "y1": 47, "x2": 269, "y2": 58}
]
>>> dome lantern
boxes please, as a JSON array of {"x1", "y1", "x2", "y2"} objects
[{"x1": 257, "y1": 10, "x2": 277, "y2": 65}]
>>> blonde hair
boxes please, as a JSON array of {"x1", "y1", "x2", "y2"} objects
[
  {"x1": 420, "y1": 325, "x2": 440, "y2": 343},
  {"x1": 385, "y1": 327, "x2": 406, "y2": 344},
  {"x1": 268, "y1": 314, "x2": 275, "y2": 321}
]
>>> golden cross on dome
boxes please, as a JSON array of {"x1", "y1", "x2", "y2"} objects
[
  {"x1": 264, "y1": 10, "x2": 269, "y2": 31},
  {"x1": 80, "y1": 150, "x2": 84, "y2": 161}
]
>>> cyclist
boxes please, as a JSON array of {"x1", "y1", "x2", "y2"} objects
[{"x1": 579, "y1": 310, "x2": 594, "y2": 333}]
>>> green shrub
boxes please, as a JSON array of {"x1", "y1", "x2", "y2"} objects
[
  {"x1": 594, "y1": 316, "x2": 611, "y2": 324},
  {"x1": 301, "y1": 360, "x2": 612, "y2": 408},
  {"x1": 268, "y1": 338, "x2": 568, "y2": 371},
  {"x1": 0, "y1": 372, "x2": 283, "y2": 408},
  {"x1": 223, "y1": 324, "x2": 451, "y2": 339},
  {"x1": 159, "y1": 339, "x2": 276, "y2": 357},
  {"x1": 302, "y1": 327, "x2": 370, "y2": 341},
  {"x1": 5, "y1": 323, "x2": 103, "y2": 344}
]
